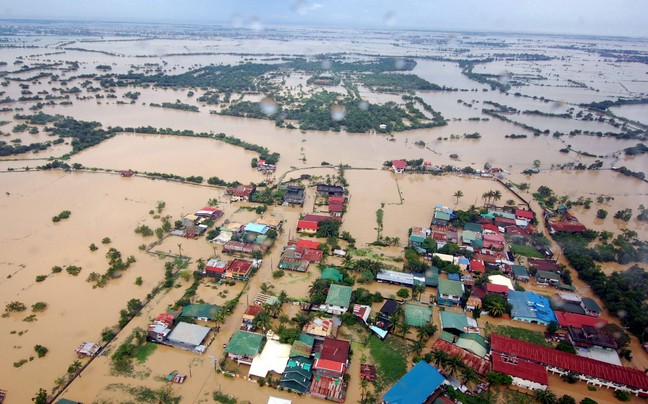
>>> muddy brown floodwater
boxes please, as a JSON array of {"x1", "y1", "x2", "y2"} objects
[{"x1": 1, "y1": 25, "x2": 648, "y2": 404}]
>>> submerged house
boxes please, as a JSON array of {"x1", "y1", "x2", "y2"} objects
[
  {"x1": 321, "y1": 284, "x2": 352, "y2": 315},
  {"x1": 225, "y1": 330, "x2": 265, "y2": 365},
  {"x1": 437, "y1": 278, "x2": 464, "y2": 306},
  {"x1": 311, "y1": 338, "x2": 350, "y2": 402},
  {"x1": 383, "y1": 361, "x2": 447, "y2": 404}
]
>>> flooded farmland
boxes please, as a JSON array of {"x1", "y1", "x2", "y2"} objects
[{"x1": 0, "y1": 17, "x2": 647, "y2": 404}]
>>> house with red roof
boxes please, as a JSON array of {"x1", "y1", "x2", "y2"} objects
[
  {"x1": 555, "y1": 312, "x2": 607, "y2": 329},
  {"x1": 486, "y1": 283, "x2": 510, "y2": 297},
  {"x1": 204, "y1": 258, "x2": 228, "y2": 278},
  {"x1": 548, "y1": 221, "x2": 588, "y2": 234},
  {"x1": 515, "y1": 209, "x2": 535, "y2": 223},
  {"x1": 391, "y1": 160, "x2": 408, "y2": 173},
  {"x1": 469, "y1": 259, "x2": 485, "y2": 273},
  {"x1": 311, "y1": 338, "x2": 350, "y2": 402},
  {"x1": 226, "y1": 185, "x2": 256, "y2": 202},
  {"x1": 297, "y1": 220, "x2": 318, "y2": 234},
  {"x1": 491, "y1": 352, "x2": 548, "y2": 391},
  {"x1": 490, "y1": 334, "x2": 648, "y2": 397},
  {"x1": 225, "y1": 259, "x2": 254, "y2": 281}
]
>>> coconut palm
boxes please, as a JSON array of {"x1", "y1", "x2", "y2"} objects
[
  {"x1": 412, "y1": 284, "x2": 425, "y2": 301},
  {"x1": 432, "y1": 350, "x2": 449, "y2": 368},
  {"x1": 397, "y1": 319, "x2": 410, "y2": 338},
  {"x1": 492, "y1": 190, "x2": 502, "y2": 206},
  {"x1": 264, "y1": 301, "x2": 282, "y2": 318},
  {"x1": 253, "y1": 311, "x2": 272, "y2": 332},
  {"x1": 453, "y1": 190, "x2": 464, "y2": 205},
  {"x1": 534, "y1": 388, "x2": 558, "y2": 404},
  {"x1": 488, "y1": 300, "x2": 507, "y2": 317},
  {"x1": 445, "y1": 355, "x2": 463, "y2": 377},
  {"x1": 460, "y1": 367, "x2": 479, "y2": 388},
  {"x1": 417, "y1": 323, "x2": 438, "y2": 343}
]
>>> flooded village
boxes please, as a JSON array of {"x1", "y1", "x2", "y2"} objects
[{"x1": 0, "y1": 16, "x2": 648, "y2": 404}]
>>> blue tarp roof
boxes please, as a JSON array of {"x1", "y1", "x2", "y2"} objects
[
  {"x1": 244, "y1": 223, "x2": 269, "y2": 234},
  {"x1": 448, "y1": 273, "x2": 461, "y2": 281},
  {"x1": 383, "y1": 361, "x2": 445, "y2": 404},
  {"x1": 508, "y1": 290, "x2": 557, "y2": 325}
]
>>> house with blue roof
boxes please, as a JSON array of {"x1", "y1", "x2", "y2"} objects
[
  {"x1": 383, "y1": 361, "x2": 446, "y2": 404},
  {"x1": 508, "y1": 291, "x2": 557, "y2": 325}
]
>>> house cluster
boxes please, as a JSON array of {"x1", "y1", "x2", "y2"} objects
[
  {"x1": 171, "y1": 206, "x2": 224, "y2": 239},
  {"x1": 201, "y1": 257, "x2": 259, "y2": 281},
  {"x1": 278, "y1": 239, "x2": 324, "y2": 272},
  {"x1": 544, "y1": 204, "x2": 588, "y2": 234},
  {"x1": 209, "y1": 216, "x2": 283, "y2": 256},
  {"x1": 296, "y1": 213, "x2": 340, "y2": 234},
  {"x1": 313, "y1": 184, "x2": 346, "y2": 217},
  {"x1": 147, "y1": 304, "x2": 220, "y2": 353},
  {"x1": 224, "y1": 292, "x2": 351, "y2": 402}
]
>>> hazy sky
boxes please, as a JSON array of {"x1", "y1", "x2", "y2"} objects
[{"x1": 2, "y1": 0, "x2": 648, "y2": 37}]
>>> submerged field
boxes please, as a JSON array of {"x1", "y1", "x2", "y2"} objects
[{"x1": 0, "y1": 21, "x2": 647, "y2": 403}]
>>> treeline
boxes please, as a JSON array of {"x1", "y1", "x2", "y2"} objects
[
  {"x1": 12, "y1": 113, "x2": 280, "y2": 163},
  {"x1": 615, "y1": 166, "x2": 646, "y2": 181},
  {"x1": 0, "y1": 140, "x2": 51, "y2": 156},
  {"x1": 149, "y1": 101, "x2": 198, "y2": 112},
  {"x1": 461, "y1": 62, "x2": 511, "y2": 92},
  {"x1": 582, "y1": 97, "x2": 648, "y2": 112},
  {"x1": 553, "y1": 231, "x2": 648, "y2": 338},
  {"x1": 359, "y1": 73, "x2": 444, "y2": 92}
]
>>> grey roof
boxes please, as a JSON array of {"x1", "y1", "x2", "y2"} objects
[
  {"x1": 167, "y1": 322, "x2": 211, "y2": 347},
  {"x1": 536, "y1": 270, "x2": 560, "y2": 281},
  {"x1": 581, "y1": 297, "x2": 602, "y2": 312}
]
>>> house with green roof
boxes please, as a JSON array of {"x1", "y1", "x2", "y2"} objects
[
  {"x1": 425, "y1": 267, "x2": 439, "y2": 287},
  {"x1": 511, "y1": 265, "x2": 529, "y2": 282},
  {"x1": 404, "y1": 303, "x2": 432, "y2": 327},
  {"x1": 290, "y1": 333, "x2": 315, "y2": 358},
  {"x1": 581, "y1": 297, "x2": 602, "y2": 317},
  {"x1": 432, "y1": 208, "x2": 452, "y2": 226},
  {"x1": 225, "y1": 330, "x2": 265, "y2": 365},
  {"x1": 437, "y1": 278, "x2": 464, "y2": 306},
  {"x1": 322, "y1": 284, "x2": 352, "y2": 315},
  {"x1": 464, "y1": 222, "x2": 483, "y2": 233},
  {"x1": 279, "y1": 355, "x2": 313, "y2": 394},
  {"x1": 320, "y1": 267, "x2": 343, "y2": 282},
  {"x1": 438, "y1": 330, "x2": 455, "y2": 343},
  {"x1": 181, "y1": 304, "x2": 221, "y2": 321},
  {"x1": 440, "y1": 311, "x2": 479, "y2": 335},
  {"x1": 456, "y1": 332, "x2": 488, "y2": 358}
]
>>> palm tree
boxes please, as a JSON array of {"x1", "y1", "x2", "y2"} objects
[
  {"x1": 264, "y1": 302, "x2": 282, "y2": 318},
  {"x1": 278, "y1": 290, "x2": 288, "y2": 304},
  {"x1": 432, "y1": 350, "x2": 449, "y2": 368},
  {"x1": 492, "y1": 190, "x2": 502, "y2": 206},
  {"x1": 534, "y1": 388, "x2": 558, "y2": 404},
  {"x1": 488, "y1": 300, "x2": 507, "y2": 317},
  {"x1": 412, "y1": 284, "x2": 425, "y2": 301},
  {"x1": 410, "y1": 340, "x2": 425, "y2": 356},
  {"x1": 397, "y1": 319, "x2": 410, "y2": 338},
  {"x1": 453, "y1": 190, "x2": 464, "y2": 205},
  {"x1": 460, "y1": 367, "x2": 479, "y2": 388},
  {"x1": 253, "y1": 311, "x2": 272, "y2": 332},
  {"x1": 482, "y1": 191, "x2": 494, "y2": 207},
  {"x1": 445, "y1": 355, "x2": 463, "y2": 378}
]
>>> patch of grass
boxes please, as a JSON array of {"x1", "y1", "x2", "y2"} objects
[
  {"x1": 133, "y1": 342, "x2": 157, "y2": 363},
  {"x1": 368, "y1": 335, "x2": 407, "y2": 391},
  {"x1": 491, "y1": 325, "x2": 551, "y2": 347},
  {"x1": 510, "y1": 244, "x2": 543, "y2": 258}
]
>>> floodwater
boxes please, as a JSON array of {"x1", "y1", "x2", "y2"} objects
[{"x1": 2, "y1": 25, "x2": 648, "y2": 404}]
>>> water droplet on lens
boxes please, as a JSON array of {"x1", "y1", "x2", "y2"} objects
[
  {"x1": 330, "y1": 104, "x2": 345, "y2": 121},
  {"x1": 395, "y1": 59, "x2": 406, "y2": 70},
  {"x1": 249, "y1": 16, "x2": 263, "y2": 31},
  {"x1": 230, "y1": 13, "x2": 243, "y2": 28},
  {"x1": 358, "y1": 101, "x2": 369, "y2": 111},
  {"x1": 260, "y1": 97, "x2": 278, "y2": 116},
  {"x1": 498, "y1": 71, "x2": 512, "y2": 84},
  {"x1": 321, "y1": 59, "x2": 332, "y2": 70},
  {"x1": 383, "y1": 11, "x2": 396, "y2": 26}
]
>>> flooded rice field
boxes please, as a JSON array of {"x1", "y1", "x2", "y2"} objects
[{"x1": 1, "y1": 22, "x2": 647, "y2": 403}]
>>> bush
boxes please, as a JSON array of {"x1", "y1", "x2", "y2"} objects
[
  {"x1": 614, "y1": 390, "x2": 630, "y2": 401},
  {"x1": 134, "y1": 224, "x2": 154, "y2": 237},
  {"x1": 65, "y1": 265, "x2": 82, "y2": 276},
  {"x1": 101, "y1": 237, "x2": 111, "y2": 244},
  {"x1": 272, "y1": 270, "x2": 284, "y2": 279},
  {"x1": 51, "y1": 265, "x2": 62, "y2": 273},
  {"x1": 35, "y1": 275, "x2": 47, "y2": 282},
  {"x1": 34, "y1": 344, "x2": 48, "y2": 358},
  {"x1": 396, "y1": 288, "x2": 410, "y2": 299},
  {"x1": 5, "y1": 301, "x2": 27, "y2": 312},
  {"x1": 31, "y1": 302, "x2": 47, "y2": 312},
  {"x1": 486, "y1": 370, "x2": 513, "y2": 385},
  {"x1": 596, "y1": 209, "x2": 607, "y2": 219}
]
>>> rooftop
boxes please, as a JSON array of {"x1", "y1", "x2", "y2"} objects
[
  {"x1": 181, "y1": 304, "x2": 221, "y2": 321},
  {"x1": 438, "y1": 278, "x2": 464, "y2": 297},
  {"x1": 508, "y1": 291, "x2": 557, "y2": 324},
  {"x1": 491, "y1": 352, "x2": 548, "y2": 385},
  {"x1": 225, "y1": 330, "x2": 264, "y2": 357},
  {"x1": 166, "y1": 322, "x2": 211, "y2": 347},
  {"x1": 325, "y1": 284, "x2": 353, "y2": 308},
  {"x1": 491, "y1": 334, "x2": 648, "y2": 391},
  {"x1": 404, "y1": 303, "x2": 432, "y2": 327},
  {"x1": 383, "y1": 361, "x2": 445, "y2": 404}
]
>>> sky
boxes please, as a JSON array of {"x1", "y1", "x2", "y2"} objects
[{"x1": 2, "y1": 0, "x2": 648, "y2": 37}]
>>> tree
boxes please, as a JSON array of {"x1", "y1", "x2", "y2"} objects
[
  {"x1": 596, "y1": 209, "x2": 608, "y2": 219},
  {"x1": 614, "y1": 390, "x2": 630, "y2": 401},
  {"x1": 558, "y1": 395, "x2": 576, "y2": 404},
  {"x1": 432, "y1": 350, "x2": 449, "y2": 368},
  {"x1": 533, "y1": 159, "x2": 541, "y2": 168},
  {"x1": 546, "y1": 321, "x2": 559, "y2": 335},
  {"x1": 253, "y1": 311, "x2": 272, "y2": 332},
  {"x1": 580, "y1": 399, "x2": 598, "y2": 404},
  {"x1": 492, "y1": 190, "x2": 502, "y2": 205},
  {"x1": 396, "y1": 288, "x2": 410, "y2": 299},
  {"x1": 555, "y1": 340, "x2": 576, "y2": 354},
  {"x1": 534, "y1": 388, "x2": 558, "y2": 404},
  {"x1": 32, "y1": 388, "x2": 48, "y2": 404},
  {"x1": 316, "y1": 220, "x2": 341, "y2": 238},
  {"x1": 445, "y1": 355, "x2": 463, "y2": 377},
  {"x1": 412, "y1": 284, "x2": 425, "y2": 301},
  {"x1": 453, "y1": 190, "x2": 464, "y2": 205},
  {"x1": 460, "y1": 367, "x2": 479, "y2": 388}
]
